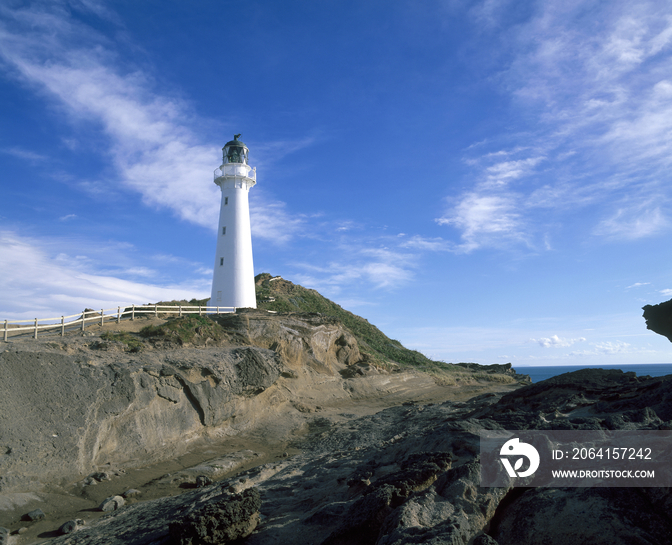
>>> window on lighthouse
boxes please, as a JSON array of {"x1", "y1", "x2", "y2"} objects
[
  {"x1": 225, "y1": 197, "x2": 228, "y2": 205},
  {"x1": 220, "y1": 258, "x2": 224, "y2": 266},
  {"x1": 222, "y1": 226, "x2": 226, "y2": 235}
]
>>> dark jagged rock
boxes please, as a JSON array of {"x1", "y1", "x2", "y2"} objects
[
  {"x1": 38, "y1": 366, "x2": 672, "y2": 544},
  {"x1": 322, "y1": 484, "x2": 407, "y2": 545},
  {"x1": 6, "y1": 294, "x2": 672, "y2": 545},
  {"x1": 168, "y1": 488, "x2": 261, "y2": 544},
  {"x1": 491, "y1": 487, "x2": 672, "y2": 545},
  {"x1": 474, "y1": 368, "x2": 672, "y2": 429},
  {"x1": 643, "y1": 298, "x2": 672, "y2": 342},
  {"x1": 454, "y1": 362, "x2": 531, "y2": 383}
]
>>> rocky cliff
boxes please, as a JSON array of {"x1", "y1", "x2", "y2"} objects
[
  {"x1": 643, "y1": 298, "x2": 672, "y2": 343},
  {"x1": 0, "y1": 309, "x2": 522, "y2": 499},
  {"x1": 18, "y1": 368, "x2": 672, "y2": 545}
]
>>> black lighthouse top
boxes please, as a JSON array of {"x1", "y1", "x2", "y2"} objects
[{"x1": 223, "y1": 134, "x2": 249, "y2": 165}]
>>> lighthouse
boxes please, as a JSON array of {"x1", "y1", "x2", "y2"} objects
[{"x1": 208, "y1": 134, "x2": 257, "y2": 309}]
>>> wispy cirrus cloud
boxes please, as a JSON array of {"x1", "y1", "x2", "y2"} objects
[
  {"x1": 436, "y1": 192, "x2": 525, "y2": 253},
  {"x1": 0, "y1": 2, "x2": 311, "y2": 241},
  {"x1": 569, "y1": 340, "x2": 633, "y2": 356},
  {"x1": 398, "y1": 235, "x2": 451, "y2": 252},
  {"x1": 439, "y1": 1, "x2": 672, "y2": 252},
  {"x1": 0, "y1": 230, "x2": 209, "y2": 319},
  {"x1": 291, "y1": 243, "x2": 417, "y2": 296},
  {"x1": 249, "y1": 194, "x2": 306, "y2": 242},
  {"x1": 594, "y1": 201, "x2": 669, "y2": 240},
  {"x1": 0, "y1": 146, "x2": 49, "y2": 162}
]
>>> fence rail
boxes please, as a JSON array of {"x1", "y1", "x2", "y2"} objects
[{"x1": 2, "y1": 304, "x2": 235, "y2": 341}]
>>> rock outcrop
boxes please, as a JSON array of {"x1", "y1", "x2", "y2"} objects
[
  {"x1": 2, "y1": 310, "x2": 495, "y2": 496},
  {"x1": 6, "y1": 302, "x2": 660, "y2": 544},
  {"x1": 23, "y1": 367, "x2": 669, "y2": 545},
  {"x1": 0, "y1": 341, "x2": 283, "y2": 493},
  {"x1": 169, "y1": 488, "x2": 261, "y2": 544},
  {"x1": 643, "y1": 298, "x2": 672, "y2": 342}
]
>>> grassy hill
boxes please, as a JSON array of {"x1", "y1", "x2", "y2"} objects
[
  {"x1": 119, "y1": 274, "x2": 522, "y2": 384},
  {"x1": 254, "y1": 273, "x2": 451, "y2": 373}
]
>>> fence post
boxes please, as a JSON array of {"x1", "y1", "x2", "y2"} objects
[
  {"x1": 199, "y1": 306, "x2": 203, "y2": 316},
  {"x1": 82, "y1": 310, "x2": 86, "y2": 331},
  {"x1": 61, "y1": 316, "x2": 65, "y2": 337},
  {"x1": 155, "y1": 304, "x2": 158, "y2": 317},
  {"x1": 132, "y1": 304, "x2": 135, "y2": 320},
  {"x1": 179, "y1": 305, "x2": 182, "y2": 317},
  {"x1": 217, "y1": 306, "x2": 220, "y2": 314},
  {"x1": 117, "y1": 306, "x2": 121, "y2": 324},
  {"x1": 100, "y1": 309, "x2": 104, "y2": 326},
  {"x1": 34, "y1": 318, "x2": 38, "y2": 339},
  {"x1": 4, "y1": 320, "x2": 7, "y2": 342}
]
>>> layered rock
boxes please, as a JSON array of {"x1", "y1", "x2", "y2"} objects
[
  {"x1": 38, "y1": 367, "x2": 672, "y2": 545},
  {"x1": 0, "y1": 343, "x2": 283, "y2": 493},
  {"x1": 0, "y1": 310, "x2": 453, "y2": 494}
]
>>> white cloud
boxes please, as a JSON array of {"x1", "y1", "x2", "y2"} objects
[
  {"x1": 484, "y1": 156, "x2": 545, "y2": 187},
  {"x1": 291, "y1": 244, "x2": 417, "y2": 296},
  {"x1": 594, "y1": 204, "x2": 669, "y2": 240},
  {"x1": 399, "y1": 235, "x2": 451, "y2": 252},
  {"x1": 0, "y1": 146, "x2": 49, "y2": 161},
  {"x1": 436, "y1": 192, "x2": 524, "y2": 252},
  {"x1": 0, "y1": 231, "x2": 209, "y2": 319},
  {"x1": 660, "y1": 289, "x2": 672, "y2": 297},
  {"x1": 530, "y1": 335, "x2": 586, "y2": 348},
  {"x1": 442, "y1": 1, "x2": 672, "y2": 250},
  {"x1": 249, "y1": 194, "x2": 305, "y2": 242},
  {"x1": 626, "y1": 282, "x2": 650, "y2": 289},
  {"x1": 0, "y1": 3, "x2": 309, "y2": 239},
  {"x1": 569, "y1": 341, "x2": 633, "y2": 356}
]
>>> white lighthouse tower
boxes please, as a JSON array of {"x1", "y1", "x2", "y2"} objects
[{"x1": 208, "y1": 134, "x2": 257, "y2": 310}]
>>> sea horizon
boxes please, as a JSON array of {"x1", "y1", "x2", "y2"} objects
[{"x1": 511, "y1": 363, "x2": 672, "y2": 383}]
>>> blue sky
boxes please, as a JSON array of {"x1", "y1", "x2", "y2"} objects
[{"x1": 1, "y1": 0, "x2": 671, "y2": 367}]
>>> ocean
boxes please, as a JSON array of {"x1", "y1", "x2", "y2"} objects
[{"x1": 514, "y1": 363, "x2": 672, "y2": 384}]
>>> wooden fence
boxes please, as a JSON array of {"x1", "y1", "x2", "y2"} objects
[{"x1": 2, "y1": 304, "x2": 235, "y2": 342}]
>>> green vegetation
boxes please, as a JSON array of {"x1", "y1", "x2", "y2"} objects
[
  {"x1": 139, "y1": 315, "x2": 224, "y2": 346},
  {"x1": 255, "y1": 273, "x2": 454, "y2": 374},
  {"x1": 109, "y1": 276, "x2": 518, "y2": 384},
  {"x1": 100, "y1": 331, "x2": 144, "y2": 353}
]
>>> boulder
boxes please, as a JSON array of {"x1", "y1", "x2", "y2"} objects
[
  {"x1": 24, "y1": 508, "x2": 45, "y2": 521},
  {"x1": 99, "y1": 496, "x2": 125, "y2": 512},
  {"x1": 59, "y1": 519, "x2": 85, "y2": 535},
  {"x1": 195, "y1": 476, "x2": 213, "y2": 488},
  {"x1": 168, "y1": 488, "x2": 261, "y2": 544}
]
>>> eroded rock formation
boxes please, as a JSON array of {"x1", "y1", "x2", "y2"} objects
[
  {"x1": 32, "y1": 368, "x2": 672, "y2": 545},
  {"x1": 643, "y1": 298, "x2": 672, "y2": 343}
]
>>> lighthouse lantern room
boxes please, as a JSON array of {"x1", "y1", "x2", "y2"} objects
[{"x1": 208, "y1": 134, "x2": 257, "y2": 310}]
